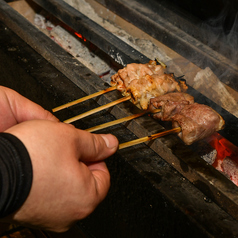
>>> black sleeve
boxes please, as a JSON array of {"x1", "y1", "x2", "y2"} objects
[{"x1": 0, "y1": 133, "x2": 33, "y2": 218}]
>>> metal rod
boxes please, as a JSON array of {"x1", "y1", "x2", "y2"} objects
[{"x1": 33, "y1": 0, "x2": 150, "y2": 66}]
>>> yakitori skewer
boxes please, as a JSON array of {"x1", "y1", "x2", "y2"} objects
[
  {"x1": 53, "y1": 59, "x2": 168, "y2": 113},
  {"x1": 86, "y1": 109, "x2": 161, "y2": 132},
  {"x1": 64, "y1": 95, "x2": 131, "y2": 124},
  {"x1": 52, "y1": 86, "x2": 117, "y2": 112},
  {"x1": 119, "y1": 127, "x2": 181, "y2": 150}
]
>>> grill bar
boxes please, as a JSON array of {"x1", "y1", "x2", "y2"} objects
[{"x1": 33, "y1": 0, "x2": 149, "y2": 66}]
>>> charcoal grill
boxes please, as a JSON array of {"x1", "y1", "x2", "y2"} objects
[{"x1": 0, "y1": 0, "x2": 238, "y2": 237}]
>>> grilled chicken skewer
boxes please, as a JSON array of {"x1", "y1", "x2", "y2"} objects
[
  {"x1": 53, "y1": 60, "x2": 184, "y2": 114},
  {"x1": 52, "y1": 59, "x2": 167, "y2": 112},
  {"x1": 62, "y1": 61, "x2": 187, "y2": 123}
]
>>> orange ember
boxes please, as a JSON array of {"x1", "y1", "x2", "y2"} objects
[
  {"x1": 74, "y1": 32, "x2": 86, "y2": 42},
  {"x1": 205, "y1": 133, "x2": 238, "y2": 173},
  {"x1": 209, "y1": 136, "x2": 233, "y2": 160}
]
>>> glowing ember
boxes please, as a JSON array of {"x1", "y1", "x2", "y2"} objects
[
  {"x1": 221, "y1": 158, "x2": 238, "y2": 186},
  {"x1": 209, "y1": 135, "x2": 233, "y2": 161},
  {"x1": 205, "y1": 133, "x2": 238, "y2": 186},
  {"x1": 74, "y1": 32, "x2": 86, "y2": 42}
]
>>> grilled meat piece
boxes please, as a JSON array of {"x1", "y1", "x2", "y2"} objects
[
  {"x1": 126, "y1": 73, "x2": 183, "y2": 110},
  {"x1": 149, "y1": 92, "x2": 194, "y2": 120},
  {"x1": 111, "y1": 60, "x2": 164, "y2": 94},
  {"x1": 172, "y1": 103, "x2": 225, "y2": 145},
  {"x1": 111, "y1": 61, "x2": 188, "y2": 110}
]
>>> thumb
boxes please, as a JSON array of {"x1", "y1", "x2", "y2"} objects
[{"x1": 77, "y1": 131, "x2": 118, "y2": 162}]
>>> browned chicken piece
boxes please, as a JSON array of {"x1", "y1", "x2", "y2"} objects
[
  {"x1": 111, "y1": 60, "x2": 188, "y2": 110},
  {"x1": 171, "y1": 103, "x2": 225, "y2": 145},
  {"x1": 149, "y1": 92, "x2": 194, "y2": 121},
  {"x1": 125, "y1": 73, "x2": 184, "y2": 110},
  {"x1": 111, "y1": 60, "x2": 165, "y2": 94}
]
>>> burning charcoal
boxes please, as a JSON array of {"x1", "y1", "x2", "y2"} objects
[
  {"x1": 191, "y1": 141, "x2": 217, "y2": 165},
  {"x1": 221, "y1": 157, "x2": 238, "y2": 186},
  {"x1": 201, "y1": 150, "x2": 217, "y2": 165}
]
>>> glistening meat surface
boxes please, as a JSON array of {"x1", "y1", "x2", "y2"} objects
[
  {"x1": 111, "y1": 61, "x2": 188, "y2": 110},
  {"x1": 172, "y1": 103, "x2": 225, "y2": 145},
  {"x1": 149, "y1": 92, "x2": 194, "y2": 120},
  {"x1": 111, "y1": 60, "x2": 164, "y2": 94},
  {"x1": 126, "y1": 73, "x2": 182, "y2": 110}
]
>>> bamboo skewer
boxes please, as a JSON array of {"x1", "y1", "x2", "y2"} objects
[
  {"x1": 86, "y1": 112, "x2": 146, "y2": 132},
  {"x1": 64, "y1": 96, "x2": 131, "y2": 124},
  {"x1": 119, "y1": 127, "x2": 181, "y2": 150},
  {"x1": 85, "y1": 109, "x2": 161, "y2": 132},
  {"x1": 155, "y1": 58, "x2": 167, "y2": 69},
  {"x1": 52, "y1": 86, "x2": 117, "y2": 112}
]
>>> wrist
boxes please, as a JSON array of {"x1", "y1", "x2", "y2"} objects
[{"x1": 0, "y1": 133, "x2": 32, "y2": 218}]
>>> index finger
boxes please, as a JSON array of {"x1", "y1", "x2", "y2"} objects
[{"x1": 3, "y1": 86, "x2": 58, "y2": 122}]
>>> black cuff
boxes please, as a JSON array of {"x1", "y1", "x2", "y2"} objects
[{"x1": 0, "y1": 133, "x2": 33, "y2": 218}]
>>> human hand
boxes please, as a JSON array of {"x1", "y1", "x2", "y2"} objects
[
  {"x1": 0, "y1": 86, "x2": 58, "y2": 131},
  {"x1": 3, "y1": 120, "x2": 118, "y2": 232}
]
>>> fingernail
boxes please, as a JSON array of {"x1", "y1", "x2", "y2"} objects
[{"x1": 101, "y1": 134, "x2": 118, "y2": 150}]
